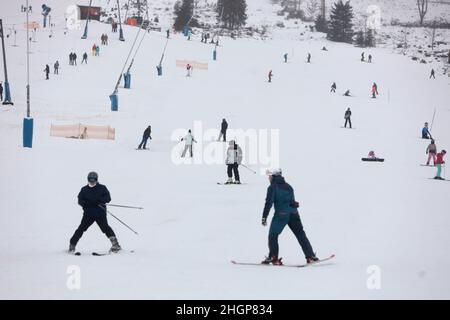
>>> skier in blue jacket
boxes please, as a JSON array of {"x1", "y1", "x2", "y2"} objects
[
  {"x1": 261, "y1": 169, "x2": 318, "y2": 265},
  {"x1": 422, "y1": 122, "x2": 432, "y2": 139}
]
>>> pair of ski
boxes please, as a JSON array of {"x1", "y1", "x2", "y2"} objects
[
  {"x1": 232, "y1": 254, "x2": 335, "y2": 268},
  {"x1": 217, "y1": 182, "x2": 247, "y2": 185},
  {"x1": 72, "y1": 250, "x2": 134, "y2": 256}
]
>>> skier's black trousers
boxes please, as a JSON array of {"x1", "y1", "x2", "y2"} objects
[
  {"x1": 227, "y1": 163, "x2": 240, "y2": 181},
  {"x1": 344, "y1": 118, "x2": 352, "y2": 128},
  {"x1": 70, "y1": 214, "x2": 116, "y2": 245}
]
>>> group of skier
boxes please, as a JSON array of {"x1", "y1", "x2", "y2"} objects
[{"x1": 422, "y1": 123, "x2": 446, "y2": 179}]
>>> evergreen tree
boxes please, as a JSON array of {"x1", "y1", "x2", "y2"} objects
[
  {"x1": 173, "y1": 0, "x2": 197, "y2": 31},
  {"x1": 327, "y1": 0, "x2": 354, "y2": 43},
  {"x1": 355, "y1": 30, "x2": 365, "y2": 47},
  {"x1": 217, "y1": 0, "x2": 248, "y2": 30},
  {"x1": 315, "y1": 15, "x2": 328, "y2": 33},
  {"x1": 365, "y1": 28, "x2": 375, "y2": 47}
]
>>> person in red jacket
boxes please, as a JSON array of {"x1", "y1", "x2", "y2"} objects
[
  {"x1": 268, "y1": 70, "x2": 273, "y2": 83},
  {"x1": 371, "y1": 82, "x2": 379, "y2": 98},
  {"x1": 434, "y1": 150, "x2": 447, "y2": 180}
]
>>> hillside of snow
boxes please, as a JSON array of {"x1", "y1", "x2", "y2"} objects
[{"x1": 1, "y1": 1, "x2": 450, "y2": 299}]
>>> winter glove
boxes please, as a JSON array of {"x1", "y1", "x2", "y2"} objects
[
  {"x1": 291, "y1": 201, "x2": 300, "y2": 208},
  {"x1": 262, "y1": 217, "x2": 267, "y2": 226}
]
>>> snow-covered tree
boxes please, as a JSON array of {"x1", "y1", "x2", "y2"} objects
[
  {"x1": 327, "y1": 0, "x2": 354, "y2": 43},
  {"x1": 217, "y1": 0, "x2": 248, "y2": 30}
]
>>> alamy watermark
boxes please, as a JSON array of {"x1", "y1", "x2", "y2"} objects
[
  {"x1": 171, "y1": 121, "x2": 280, "y2": 174},
  {"x1": 66, "y1": 265, "x2": 81, "y2": 290},
  {"x1": 366, "y1": 265, "x2": 381, "y2": 290}
]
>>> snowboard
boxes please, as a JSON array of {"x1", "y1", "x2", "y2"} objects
[
  {"x1": 135, "y1": 148, "x2": 150, "y2": 151},
  {"x1": 92, "y1": 249, "x2": 135, "y2": 256},
  {"x1": 231, "y1": 254, "x2": 335, "y2": 268},
  {"x1": 420, "y1": 164, "x2": 435, "y2": 167},
  {"x1": 340, "y1": 127, "x2": 356, "y2": 129},
  {"x1": 361, "y1": 158, "x2": 384, "y2": 162},
  {"x1": 428, "y1": 178, "x2": 450, "y2": 182}
]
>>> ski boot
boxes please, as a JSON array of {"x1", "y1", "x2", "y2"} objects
[
  {"x1": 68, "y1": 244, "x2": 76, "y2": 254},
  {"x1": 234, "y1": 180, "x2": 241, "y2": 185},
  {"x1": 261, "y1": 256, "x2": 283, "y2": 265},
  {"x1": 109, "y1": 236, "x2": 122, "y2": 253},
  {"x1": 225, "y1": 178, "x2": 233, "y2": 185},
  {"x1": 434, "y1": 176, "x2": 444, "y2": 180},
  {"x1": 306, "y1": 256, "x2": 320, "y2": 264}
]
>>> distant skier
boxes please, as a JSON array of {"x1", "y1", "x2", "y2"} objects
[
  {"x1": 166, "y1": 29, "x2": 170, "y2": 38},
  {"x1": 92, "y1": 44, "x2": 97, "y2": 56},
  {"x1": 69, "y1": 53, "x2": 73, "y2": 65},
  {"x1": 284, "y1": 53, "x2": 288, "y2": 63},
  {"x1": 321, "y1": 46, "x2": 328, "y2": 51},
  {"x1": 44, "y1": 64, "x2": 50, "y2": 80},
  {"x1": 0, "y1": 82, "x2": 3, "y2": 101},
  {"x1": 331, "y1": 82, "x2": 336, "y2": 93},
  {"x1": 218, "y1": 118, "x2": 228, "y2": 142},
  {"x1": 225, "y1": 140, "x2": 242, "y2": 184},
  {"x1": 137, "y1": 125, "x2": 152, "y2": 150},
  {"x1": 72, "y1": 52, "x2": 77, "y2": 66},
  {"x1": 361, "y1": 52, "x2": 365, "y2": 62},
  {"x1": 268, "y1": 70, "x2": 273, "y2": 83},
  {"x1": 54, "y1": 60, "x2": 59, "y2": 74},
  {"x1": 187, "y1": 30, "x2": 192, "y2": 40},
  {"x1": 434, "y1": 150, "x2": 446, "y2": 180},
  {"x1": 81, "y1": 52, "x2": 88, "y2": 64},
  {"x1": 181, "y1": 129, "x2": 197, "y2": 158},
  {"x1": 368, "y1": 54, "x2": 372, "y2": 63},
  {"x1": 344, "y1": 108, "x2": 352, "y2": 128},
  {"x1": 95, "y1": 45, "x2": 100, "y2": 56},
  {"x1": 430, "y1": 69, "x2": 435, "y2": 79},
  {"x1": 69, "y1": 172, "x2": 121, "y2": 254},
  {"x1": 307, "y1": 53, "x2": 311, "y2": 63},
  {"x1": 186, "y1": 64, "x2": 193, "y2": 77},
  {"x1": 422, "y1": 122, "x2": 432, "y2": 139},
  {"x1": 344, "y1": 89, "x2": 351, "y2": 97},
  {"x1": 371, "y1": 82, "x2": 378, "y2": 98},
  {"x1": 426, "y1": 139, "x2": 437, "y2": 166},
  {"x1": 261, "y1": 168, "x2": 318, "y2": 265}
]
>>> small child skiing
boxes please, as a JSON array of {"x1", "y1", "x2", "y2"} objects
[
  {"x1": 434, "y1": 150, "x2": 446, "y2": 180},
  {"x1": 186, "y1": 64, "x2": 193, "y2": 77},
  {"x1": 371, "y1": 82, "x2": 379, "y2": 98},
  {"x1": 426, "y1": 140, "x2": 437, "y2": 166}
]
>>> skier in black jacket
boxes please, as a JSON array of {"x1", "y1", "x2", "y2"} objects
[
  {"x1": 344, "y1": 108, "x2": 352, "y2": 128},
  {"x1": 218, "y1": 119, "x2": 228, "y2": 142},
  {"x1": 69, "y1": 172, "x2": 121, "y2": 253},
  {"x1": 138, "y1": 125, "x2": 152, "y2": 149}
]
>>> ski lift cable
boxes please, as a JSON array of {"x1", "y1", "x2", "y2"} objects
[{"x1": 112, "y1": 5, "x2": 149, "y2": 94}]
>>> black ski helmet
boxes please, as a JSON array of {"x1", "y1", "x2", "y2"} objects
[{"x1": 87, "y1": 171, "x2": 98, "y2": 182}]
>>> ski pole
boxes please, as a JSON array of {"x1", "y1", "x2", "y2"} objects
[
  {"x1": 99, "y1": 205, "x2": 138, "y2": 235},
  {"x1": 430, "y1": 108, "x2": 437, "y2": 133},
  {"x1": 107, "y1": 204, "x2": 143, "y2": 210},
  {"x1": 241, "y1": 164, "x2": 257, "y2": 174}
]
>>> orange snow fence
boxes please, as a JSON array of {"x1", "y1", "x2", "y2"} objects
[
  {"x1": 50, "y1": 124, "x2": 115, "y2": 140},
  {"x1": 176, "y1": 60, "x2": 208, "y2": 70}
]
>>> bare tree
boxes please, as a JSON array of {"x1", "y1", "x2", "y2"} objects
[
  {"x1": 306, "y1": 0, "x2": 320, "y2": 19},
  {"x1": 426, "y1": 20, "x2": 437, "y2": 51},
  {"x1": 417, "y1": 0, "x2": 428, "y2": 26}
]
